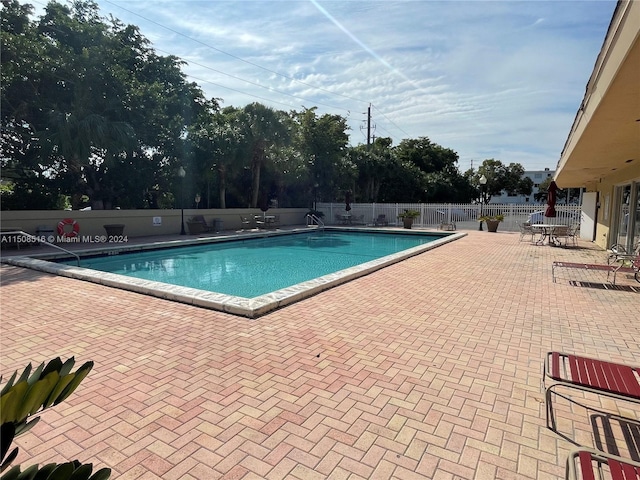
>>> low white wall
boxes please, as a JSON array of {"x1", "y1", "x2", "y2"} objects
[{"x1": 0, "y1": 208, "x2": 310, "y2": 238}]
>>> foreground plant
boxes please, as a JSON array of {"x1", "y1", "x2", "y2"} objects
[{"x1": 0, "y1": 357, "x2": 111, "y2": 479}]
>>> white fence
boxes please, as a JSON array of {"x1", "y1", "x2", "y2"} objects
[{"x1": 317, "y1": 202, "x2": 582, "y2": 232}]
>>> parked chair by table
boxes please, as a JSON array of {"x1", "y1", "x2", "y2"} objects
[
  {"x1": 565, "y1": 448, "x2": 640, "y2": 480},
  {"x1": 542, "y1": 351, "x2": 640, "y2": 430},
  {"x1": 565, "y1": 224, "x2": 580, "y2": 247},
  {"x1": 518, "y1": 222, "x2": 535, "y2": 242},
  {"x1": 552, "y1": 225, "x2": 570, "y2": 246}
]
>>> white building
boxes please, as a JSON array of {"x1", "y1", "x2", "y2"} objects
[{"x1": 490, "y1": 167, "x2": 554, "y2": 204}]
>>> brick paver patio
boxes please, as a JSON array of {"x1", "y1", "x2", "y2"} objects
[{"x1": 1, "y1": 230, "x2": 639, "y2": 479}]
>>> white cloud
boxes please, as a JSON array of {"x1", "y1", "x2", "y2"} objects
[{"x1": 29, "y1": 0, "x2": 616, "y2": 171}]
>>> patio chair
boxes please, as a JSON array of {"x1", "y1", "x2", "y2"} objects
[
  {"x1": 552, "y1": 225, "x2": 570, "y2": 246},
  {"x1": 552, "y1": 253, "x2": 639, "y2": 285},
  {"x1": 239, "y1": 215, "x2": 254, "y2": 231},
  {"x1": 565, "y1": 448, "x2": 640, "y2": 480},
  {"x1": 352, "y1": 214, "x2": 365, "y2": 225},
  {"x1": 518, "y1": 222, "x2": 535, "y2": 242},
  {"x1": 543, "y1": 352, "x2": 640, "y2": 430},
  {"x1": 374, "y1": 214, "x2": 388, "y2": 226},
  {"x1": 563, "y1": 224, "x2": 579, "y2": 247}
]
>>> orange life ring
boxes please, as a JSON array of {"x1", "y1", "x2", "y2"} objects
[{"x1": 57, "y1": 218, "x2": 80, "y2": 238}]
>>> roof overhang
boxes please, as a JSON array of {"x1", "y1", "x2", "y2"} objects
[{"x1": 555, "y1": 1, "x2": 640, "y2": 188}]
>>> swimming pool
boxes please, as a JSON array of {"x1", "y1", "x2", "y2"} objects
[{"x1": 4, "y1": 227, "x2": 465, "y2": 317}]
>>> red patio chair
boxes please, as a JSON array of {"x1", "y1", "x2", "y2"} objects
[
  {"x1": 566, "y1": 448, "x2": 640, "y2": 480},
  {"x1": 543, "y1": 352, "x2": 640, "y2": 430}
]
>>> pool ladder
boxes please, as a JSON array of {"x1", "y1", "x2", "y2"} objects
[{"x1": 306, "y1": 214, "x2": 324, "y2": 230}]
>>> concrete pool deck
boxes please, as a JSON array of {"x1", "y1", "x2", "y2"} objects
[{"x1": 1, "y1": 229, "x2": 639, "y2": 479}]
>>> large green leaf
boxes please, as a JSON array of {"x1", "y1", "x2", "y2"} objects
[
  {"x1": 0, "y1": 372, "x2": 18, "y2": 396},
  {"x1": 0, "y1": 382, "x2": 27, "y2": 424},
  {"x1": 53, "y1": 363, "x2": 93, "y2": 406},
  {"x1": 43, "y1": 374, "x2": 74, "y2": 410},
  {"x1": 40, "y1": 359, "x2": 63, "y2": 380},
  {"x1": 19, "y1": 373, "x2": 59, "y2": 419}
]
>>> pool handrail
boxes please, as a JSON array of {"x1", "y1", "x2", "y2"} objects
[
  {"x1": 3, "y1": 230, "x2": 80, "y2": 266},
  {"x1": 306, "y1": 214, "x2": 324, "y2": 229}
]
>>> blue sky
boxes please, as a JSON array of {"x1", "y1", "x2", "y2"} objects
[{"x1": 29, "y1": 0, "x2": 617, "y2": 172}]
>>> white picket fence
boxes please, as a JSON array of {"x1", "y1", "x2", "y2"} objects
[{"x1": 317, "y1": 202, "x2": 582, "y2": 232}]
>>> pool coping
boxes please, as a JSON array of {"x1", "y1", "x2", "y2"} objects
[{"x1": 1, "y1": 227, "x2": 466, "y2": 318}]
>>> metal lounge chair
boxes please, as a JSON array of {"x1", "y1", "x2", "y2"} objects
[
  {"x1": 186, "y1": 215, "x2": 213, "y2": 234},
  {"x1": 543, "y1": 352, "x2": 640, "y2": 430},
  {"x1": 552, "y1": 254, "x2": 640, "y2": 285},
  {"x1": 565, "y1": 448, "x2": 640, "y2": 480}
]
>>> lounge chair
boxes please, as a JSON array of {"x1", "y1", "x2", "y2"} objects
[
  {"x1": 186, "y1": 215, "x2": 213, "y2": 234},
  {"x1": 552, "y1": 253, "x2": 640, "y2": 285},
  {"x1": 543, "y1": 352, "x2": 640, "y2": 430},
  {"x1": 565, "y1": 448, "x2": 640, "y2": 480}
]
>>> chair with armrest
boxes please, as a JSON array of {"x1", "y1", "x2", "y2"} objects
[
  {"x1": 518, "y1": 222, "x2": 535, "y2": 242},
  {"x1": 542, "y1": 351, "x2": 640, "y2": 430},
  {"x1": 565, "y1": 448, "x2": 640, "y2": 480}
]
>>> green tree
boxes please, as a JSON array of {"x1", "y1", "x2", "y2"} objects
[
  {"x1": 293, "y1": 107, "x2": 350, "y2": 203},
  {"x1": 476, "y1": 159, "x2": 532, "y2": 203},
  {"x1": 1, "y1": 0, "x2": 215, "y2": 210}
]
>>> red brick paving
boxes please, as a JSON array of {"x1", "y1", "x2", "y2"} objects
[{"x1": 1, "y1": 230, "x2": 639, "y2": 479}]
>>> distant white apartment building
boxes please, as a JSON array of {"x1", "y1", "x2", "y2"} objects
[{"x1": 490, "y1": 168, "x2": 554, "y2": 204}]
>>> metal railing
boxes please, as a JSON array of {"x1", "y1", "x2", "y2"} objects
[
  {"x1": 306, "y1": 214, "x2": 325, "y2": 230},
  {"x1": 1, "y1": 230, "x2": 80, "y2": 265}
]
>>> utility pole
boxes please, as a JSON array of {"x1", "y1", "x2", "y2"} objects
[
  {"x1": 367, "y1": 104, "x2": 371, "y2": 147},
  {"x1": 360, "y1": 104, "x2": 375, "y2": 147}
]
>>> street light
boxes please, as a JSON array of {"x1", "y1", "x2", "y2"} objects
[
  {"x1": 478, "y1": 174, "x2": 487, "y2": 231},
  {"x1": 178, "y1": 166, "x2": 186, "y2": 235}
]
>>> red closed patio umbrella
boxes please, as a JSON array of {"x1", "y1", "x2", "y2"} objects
[
  {"x1": 545, "y1": 181, "x2": 557, "y2": 219},
  {"x1": 345, "y1": 190, "x2": 352, "y2": 212}
]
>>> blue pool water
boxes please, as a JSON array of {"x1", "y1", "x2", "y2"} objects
[{"x1": 61, "y1": 231, "x2": 442, "y2": 299}]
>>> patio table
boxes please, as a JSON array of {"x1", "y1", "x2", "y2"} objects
[{"x1": 531, "y1": 224, "x2": 567, "y2": 246}]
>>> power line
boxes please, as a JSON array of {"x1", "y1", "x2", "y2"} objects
[
  {"x1": 102, "y1": 0, "x2": 371, "y2": 106},
  {"x1": 371, "y1": 104, "x2": 412, "y2": 139}
]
